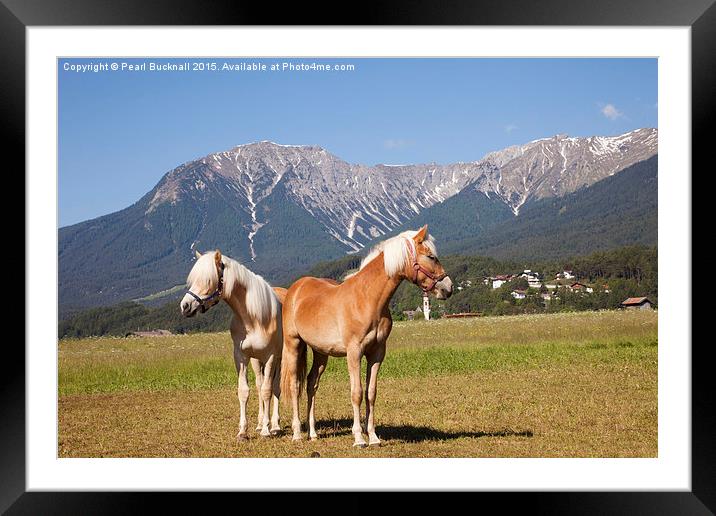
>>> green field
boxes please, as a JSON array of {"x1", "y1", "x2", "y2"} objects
[{"x1": 58, "y1": 310, "x2": 658, "y2": 458}]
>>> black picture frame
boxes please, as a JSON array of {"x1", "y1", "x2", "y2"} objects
[{"x1": 6, "y1": 1, "x2": 710, "y2": 513}]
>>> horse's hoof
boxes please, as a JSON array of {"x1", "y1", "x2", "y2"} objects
[
  {"x1": 369, "y1": 440, "x2": 382, "y2": 447},
  {"x1": 292, "y1": 436, "x2": 303, "y2": 442},
  {"x1": 237, "y1": 434, "x2": 248, "y2": 442},
  {"x1": 353, "y1": 441, "x2": 368, "y2": 448},
  {"x1": 260, "y1": 432, "x2": 271, "y2": 438},
  {"x1": 270, "y1": 429, "x2": 282, "y2": 437},
  {"x1": 309, "y1": 436, "x2": 318, "y2": 442}
]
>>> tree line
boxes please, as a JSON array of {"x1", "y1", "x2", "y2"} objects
[{"x1": 59, "y1": 245, "x2": 657, "y2": 338}]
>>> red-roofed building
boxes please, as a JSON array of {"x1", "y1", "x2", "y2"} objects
[{"x1": 621, "y1": 297, "x2": 654, "y2": 310}]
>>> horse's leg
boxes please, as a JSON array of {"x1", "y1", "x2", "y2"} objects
[
  {"x1": 233, "y1": 347, "x2": 250, "y2": 441},
  {"x1": 282, "y1": 334, "x2": 305, "y2": 441},
  {"x1": 269, "y1": 360, "x2": 281, "y2": 435},
  {"x1": 250, "y1": 358, "x2": 264, "y2": 432},
  {"x1": 306, "y1": 350, "x2": 329, "y2": 441},
  {"x1": 364, "y1": 345, "x2": 386, "y2": 446},
  {"x1": 347, "y1": 347, "x2": 367, "y2": 448},
  {"x1": 258, "y1": 355, "x2": 276, "y2": 437}
]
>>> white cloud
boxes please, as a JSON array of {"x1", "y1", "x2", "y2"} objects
[
  {"x1": 504, "y1": 124, "x2": 518, "y2": 133},
  {"x1": 601, "y1": 103, "x2": 623, "y2": 120},
  {"x1": 383, "y1": 139, "x2": 413, "y2": 150}
]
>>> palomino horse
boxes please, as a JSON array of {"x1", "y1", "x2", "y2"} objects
[
  {"x1": 281, "y1": 225, "x2": 453, "y2": 447},
  {"x1": 181, "y1": 249, "x2": 286, "y2": 439}
]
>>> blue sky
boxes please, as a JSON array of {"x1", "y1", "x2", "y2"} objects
[{"x1": 59, "y1": 58, "x2": 657, "y2": 227}]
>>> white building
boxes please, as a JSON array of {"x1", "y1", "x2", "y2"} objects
[
  {"x1": 492, "y1": 278, "x2": 507, "y2": 289},
  {"x1": 556, "y1": 270, "x2": 575, "y2": 280},
  {"x1": 520, "y1": 270, "x2": 542, "y2": 289},
  {"x1": 486, "y1": 275, "x2": 512, "y2": 289},
  {"x1": 423, "y1": 294, "x2": 430, "y2": 321}
]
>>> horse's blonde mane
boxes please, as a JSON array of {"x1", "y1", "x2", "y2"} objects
[
  {"x1": 187, "y1": 252, "x2": 278, "y2": 324},
  {"x1": 353, "y1": 229, "x2": 437, "y2": 279}
]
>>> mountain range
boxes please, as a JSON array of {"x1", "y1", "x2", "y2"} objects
[{"x1": 59, "y1": 128, "x2": 658, "y2": 316}]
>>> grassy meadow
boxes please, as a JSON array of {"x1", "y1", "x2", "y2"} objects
[{"x1": 58, "y1": 310, "x2": 657, "y2": 458}]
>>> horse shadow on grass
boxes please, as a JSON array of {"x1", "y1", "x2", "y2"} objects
[{"x1": 314, "y1": 418, "x2": 533, "y2": 443}]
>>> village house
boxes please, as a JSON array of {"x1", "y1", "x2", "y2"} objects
[
  {"x1": 402, "y1": 307, "x2": 423, "y2": 320},
  {"x1": 484, "y1": 270, "x2": 544, "y2": 290},
  {"x1": 484, "y1": 274, "x2": 514, "y2": 289},
  {"x1": 556, "y1": 270, "x2": 575, "y2": 280},
  {"x1": 404, "y1": 297, "x2": 431, "y2": 320},
  {"x1": 511, "y1": 289, "x2": 527, "y2": 299},
  {"x1": 457, "y1": 279, "x2": 473, "y2": 291},
  {"x1": 520, "y1": 269, "x2": 542, "y2": 289},
  {"x1": 568, "y1": 282, "x2": 593, "y2": 293},
  {"x1": 621, "y1": 297, "x2": 654, "y2": 310},
  {"x1": 527, "y1": 277, "x2": 542, "y2": 289}
]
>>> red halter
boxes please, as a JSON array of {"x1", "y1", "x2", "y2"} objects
[{"x1": 405, "y1": 238, "x2": 447, "y2": 293}]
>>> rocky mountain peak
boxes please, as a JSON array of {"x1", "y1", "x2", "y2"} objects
[
  {"x1": 144, "y1": 128, "x2": 657, "y2": 248},
  {"x1": 59, "y1": 129, "x2": 658, "y2": 314}
]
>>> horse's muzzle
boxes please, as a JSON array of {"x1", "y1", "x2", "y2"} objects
[
  {"x1": 434, "y1": 276, "x2": 453, "y2": 299},
  {"x1": 180, "y1": 297, "x2": 198, "y2": 317}
]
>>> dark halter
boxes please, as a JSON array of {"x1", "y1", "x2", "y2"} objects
[
  {"x1": 186, "y1": 262, "x2": 225, "y2": 313},
  {"x1": 405, "y1": 238, "x2": 447, "y2": 293}
]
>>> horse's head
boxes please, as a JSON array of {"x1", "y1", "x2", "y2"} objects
[
  {"x1": 181, "y1": 249, "x2": 225, "y2": 317},
  {"x1": 405, "y1": 225, "x2": 453, "y2": 300}
]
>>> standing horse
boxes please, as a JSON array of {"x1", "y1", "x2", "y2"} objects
[
  {"x1": 181, "y1": 249, "x2": 285, "y2": 440},
  {"x1": 280, "y1": 225, "x2": 453, "y2": 447}
]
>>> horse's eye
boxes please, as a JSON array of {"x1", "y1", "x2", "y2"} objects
[{"x1": 427, "y1": 255, "x2": 436, "y2": 261}]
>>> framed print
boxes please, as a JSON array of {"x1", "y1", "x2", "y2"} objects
[{"x1": 6, "y1": 0, "x2": 712, "y2": 513}]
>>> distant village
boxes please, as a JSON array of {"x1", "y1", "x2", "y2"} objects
[
  {"x1": 404, "y1": 268, "x2": 653, "y2": 321},
  {"x1": 483, "y1": 269, "x2": 590, "y2": 301},
  {"x1": 483, "y1": 269, "x2": 651, "y2": 305}
]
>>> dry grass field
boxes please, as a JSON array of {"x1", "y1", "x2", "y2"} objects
[{"x1": 58, "y1": 310, "x2": 657, "y2": 458}]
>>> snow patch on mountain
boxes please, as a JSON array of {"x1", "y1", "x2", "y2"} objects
[{"x1": 145, "y1": 129, "x2": 657, "y2": 256}]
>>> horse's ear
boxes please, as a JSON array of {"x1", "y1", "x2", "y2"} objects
[
  {"x1": 414, "y1": 225, "x2": 428, "y2": 244},
  {"x1": 214, "y1": 249, "x2": 222, "y2": 266},
  {"x1": 194, "y1": 249, "x2": 202, "y2": 260}
]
